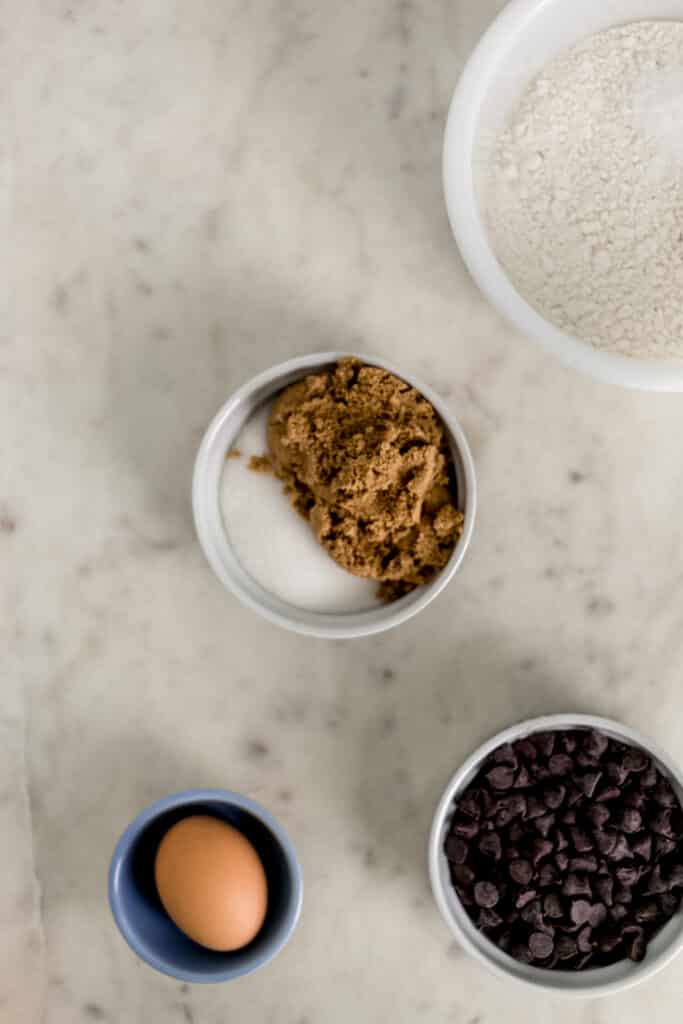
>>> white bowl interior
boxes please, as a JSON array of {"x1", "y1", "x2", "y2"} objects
[
  {"x1": 193, "y1": 353, "x2": 476, "y2": 639},
  {"x1": 429, "y1": 714, "x2": 683, "y2": 997},
  {"x1": 444, "y1": 0, "x2": 683, "y2": 390}
]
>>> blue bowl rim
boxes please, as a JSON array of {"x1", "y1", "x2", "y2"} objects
[{"x1": 108, "y1": 788, "x2": 303, "y2": 984}]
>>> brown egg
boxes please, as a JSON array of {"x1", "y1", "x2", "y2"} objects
[{"x1": 154, "y1": 815, "x2": 268, "y2": 952}]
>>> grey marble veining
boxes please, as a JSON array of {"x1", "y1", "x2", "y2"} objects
[{"x1": 5, "y1": 0, "x2": 683, "y2": 1021}]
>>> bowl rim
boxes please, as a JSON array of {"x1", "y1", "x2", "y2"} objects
[
  {"x1": 443, "y1": 0, "x2": 683, "y2": 391},
  {"x1": 192, "y1": 352, "x2": 477, "y2": 639},
  {"x1": 428, "y1": 713, "x2": 683, "y2": 998},
  {"x1": 108, "y1": 788, "x2": 303, "y2": 984}
]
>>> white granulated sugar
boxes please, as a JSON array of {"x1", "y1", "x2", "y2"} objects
[{"x1": 481, "y1": 21, "x2": 683, "y2": 359}]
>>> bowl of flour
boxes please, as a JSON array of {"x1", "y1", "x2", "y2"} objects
[{"x1": 444, "y1": 0, "x2": 683, "y2": 390}]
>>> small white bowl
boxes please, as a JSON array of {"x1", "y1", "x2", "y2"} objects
[
  {"x1": 444, "y1": 0, "x2": 683, "y2": 391},
  {"x1": 192, "y1": 353, "x2": 476, "y2": 639},
  {"x1": 429, "y1": 714, "x2": 683, "y2": 998}
]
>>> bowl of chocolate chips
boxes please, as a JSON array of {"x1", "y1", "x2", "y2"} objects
[{"x1": 429, "y1": 715, "x2": 683, "y2": 996}]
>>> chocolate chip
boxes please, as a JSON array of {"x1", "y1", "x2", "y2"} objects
[
  {"x1": 532, "y1": 733, "x2": 555, "y2": 758},
  {"x1": 535, "y1": 813, "x2": 555, "y2": 838},
  {"x1": 616, "y1": 865, "x2": 640, "y2": 888},
  {"x1": 474, "y1": 881, "x2": 500, "y2": 909},
  {"x1": 588, "y1": 804, "x2": 611, "y2": 829},
  {"x1": 606, "y1": 761, "x2": 629, "y2": 786},
  {"x1": 624, "y1": 750, "x2": 648, "y2": 773},
  {"x1": 543, "y1": 784, "x2": 567, "y2": 810},
  {"x1": 446, "y1": 836, "x2": 469, "y2": 864},
  {"x1": 532, "y1": 838, "x2": 554, "y2": 865},
  {"x1": 556, "y1": 934, "x2": 578, "y2": 959},
  {"x1": 564, "y1": 873, "x2": 592, "y2": 898},
  {"x1": 570, "y1": 827, "x2": 594, "y2": 853},
  {"x1": 544, "y1": 893, "x2": 564, "y2": 918},
  {"x1": 515, "y1": 739, "x2": 538, "y2": 762},
  {"x1": 578, "y1": 772, "x2": 602, "y2": 799},
  {"x1": 569, "y1": 855, "x2": 598, "y2": 873},
  {"x1": 478, "y1": 907, "x2": 503, "y2": 931},
  {"x1": 453, "y1": 863, "x2": 475, "y2": 887},
  {"x1": 570, "y1": 900, "x2": 593, "y2": 926},
  {"x1": 555, "y1": 851, "x2": 570, "y2": 872},
  {"x1": 608, "y1": 833, "x2": 633, "y2": 862},
  {"x1": 486, "y1": 765, "x2": 516, "y2": 790},
  {"x1": 529, "y1": 932, "x2": 554, "y2": 960},
  {"x1": 577, "y1": 926, "x2": 593, "y2": 954},
  {"x1": 510, "y1": 859, "x2": 533, "y2": 885},
  {"x1": 653, "y1": 782, "x2": 676, "y2": 807},
  {"x1": 621, "y1": 809, "x2": 642, "y2": 834},
  {"x1": 632, "y1": 834, "x2": 653, "y2": 861},
  {"x1": 583, "y1": 731, "x2": 609, "y2": 760},
  {"x1": 479, "y1": 832, "x2": 502, "y2": 860},
  {"x1": 628, "y1": 929, "x2": 646, "y2": 962},
  {"x1": 496, "y1": 794, "x2": 527, "y2": 826},
  {"x1": 595, "y1": 875, "x2": 614, "y2": 907},
  {"x1": 635, "y1": 901, "x2": 660, "y2": 924},
  {"x1": 516, "y1": 888, "x2": 538, "y2": 909},
  {"x1": 453, "y1": 817, "x2": 479, "y2": 840},
  {"x1": 444, "y1": 727, "x2": 683, "y2": 973}
]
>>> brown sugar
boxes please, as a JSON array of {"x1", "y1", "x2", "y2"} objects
[
  {"x1": 267, "y1": 358, "x2": 464, "y2": 601},
  {"x1": 248, "y1": 454, "x2": 273, "y2": 474}
]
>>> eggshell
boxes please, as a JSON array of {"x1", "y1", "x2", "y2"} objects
[{"x1": 154, "y1": 815, "x2": 268, "y2": 952}]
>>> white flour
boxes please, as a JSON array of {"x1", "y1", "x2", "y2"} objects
[{"x1": 481, "y1": 21, "x2": 683, "y2": 359}]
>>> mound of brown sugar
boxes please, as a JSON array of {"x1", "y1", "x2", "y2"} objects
[{"x1": 267, "y1": 358, "x2": 464, "y2": 601}]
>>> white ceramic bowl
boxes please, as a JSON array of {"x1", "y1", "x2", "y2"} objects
[
  {"x1": 444, "y1": 0, "x2": 683, "y2": 391},
  {"x1": 429, "y1": 714, "x2": 683, "y2": 997},
  {"x1": 193, "y1": 353, "x2": 476, "y2": 639}
]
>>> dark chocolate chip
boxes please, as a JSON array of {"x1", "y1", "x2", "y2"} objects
[
  {"x1": 569, "y1": 855, "x2": 598, "y2": 873},
  {"x1": 615, "y1": 886, "x2": 633, "y2": 904},
  {"x1": 493, "y1": 743, "x2": 518, "y2": 767},
  {"x1": 583, "y1": 731, "x2": 609, "y2": 760},
  {"x1": 595, "y1": 830, "x2": 618, "y2": 856},
  {"x1": 631, "y1": 834, "x2": 652, "y2": 861},
  {"x1": 515, "y1": 739, "x2": 538, "y2": 762},
  {"x1": 478, "y1": 832, "x2": 502, "y2": 860},
  {"x1": 587, "y1": 903, "x2": 607, "y2": 928},
  {"x1": 668, "y1": 864, "x2": 683, "y2": 889},
  {"x1": 641, "y1": 763, "x2": 658, "y2": 789},
  {"x1": 627, "y1": 929, "x2": 646, "y2": 962},
  {"x1": 562, "y1": 734, "x2": 578, "y2": 755},
  {"x1": 634, "y1": 901, "x2": 660, "y2": 924},
  {"x1": 486, "y1": 765, "x2": 516, "y2": 791},
  {"x1": 563, "y1": 873, "x2": 592, "y2": 898},
  {"x1": 610, "y1": 903, "x2": 628, "y2": 922},
  {"x1": 446, "y1": 836, "x2": 469, "y2": 865},
  {"x1": 509, "y1": 859, "x2": 533, "y2": 886},
  {"x1": 544, "y1": 893, "x2": 564, "y2": 919},
  {"x1": 624, "y1": 749, "x2": 648, "y2": 772},
  {"x1": 616, "y1": 865, "x2": 640, "y2": 888},
  {"x1": 543, "y1": 785, "x2": 567, "y2": 810},
  {"x1": 570, "y1": 900, "x2": 593, "y2": 926},
  {"x1": 555, "y1": 829, "x2": 569, "y2": 852},
  {"x1": 535, "y1": 813, "x2": 555, "y2": 838},
  {"x1": 577, "y1": 925, "x2": 593, "y2": 954},
  {"x1": 529, "y1": 932, "x2": 554, "y2": 960},
  {"x1": 659, "y1": 893, "x2": 680, "y2": 916},
  {"x1": 598, "y1": 931, "x2": 622, "y2": 954},
  {"x1": 514, "y1": 765, "x2": 533, "y2": 789},
  {"x1": 620, "y1": 809, "x2": 642, "y2": 834},
  {"x1": 578, "y1": 772, "x2": 602, "y2": 799},
  {"x1": 458, "y1": 794, "x2": 481, "y2": 819},
  {"x1": 549, "y1": 753, "x2": 574, "y2": 776},
  {"x1": 539, "y1": 862, "x2": 558, "y2": 887},
  {"x1": 588, "y1": 804, "x2": 611, "y2": 829},
  {"x1": 474, "y1": 881, "x2": 499, "y2": 908},
  {"x1": 651, "y1": 808, "x2": 674, "y2": 838},
  {"x1": 653, "y1": 782, "x2": 676, "y2": 807},
  {"x1": 655, "y1": 836, "x2": 676, "y2": 858},
  {"x1": 496, "y1": 794, "x2": 527, "y2": 826},
  {"x1": 595, "y1": 785, "x2": 621, "y2": 803},
  {"x1": 608, "y1": 834, "x2": 633, "y2": 862},
  {"x1": 453, "y1": 864, "x2": 475, "y2": 887},
  {"x1": 526, "y1": 795, "x2": 547, "y2": 821},
  {"x1": 595, "y1": 875, "x2": 614, "y2": 907},
  {"x1": 532, "y1": 732, "x2": 555, "y2": 758},
  {"x1": 567, "y1": 786, "x2": 583, "y2": 807},
  {"x1": 532, "y1": 838, "x2": 554, "y2": 865},
  {"x1": 556, "y1": 935, "x2": 578, "y2": 960},
  {"x1": 606, "y1": 761, "x2": 629, "y2": 786},
  {"x1": 561, "y1": 809, "x2": 577, "y2": 826},
  {"x1": 555, "y1": 851, "x2": 570, "y2": 872},
  {"x1": 508, "y1": 822, "x2": 525, "y2": 843},
  {"x1": 515, "y1": 888, "x2": 538, "y2": 910},
  {"x1": 570, "y1": 828, "x2": 594, "y2": 853},
  {"x1": 478, "y1": 907, "x2": 503, "y2": 930},
  {"x1": 512, "y1": 944, "x2": 534, "y2": 964},
  {"x1": 453, "y1": 817, "x2": 479, "y2": 840}
]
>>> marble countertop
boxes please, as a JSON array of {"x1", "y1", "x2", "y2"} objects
[{"x1": 5, "y1": 1, "x2": 683, "y2": 1021}]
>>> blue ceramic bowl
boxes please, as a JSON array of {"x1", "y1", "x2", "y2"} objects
[{"x1": 108, "y1": 789, "x2": 303, "y2": 983}]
